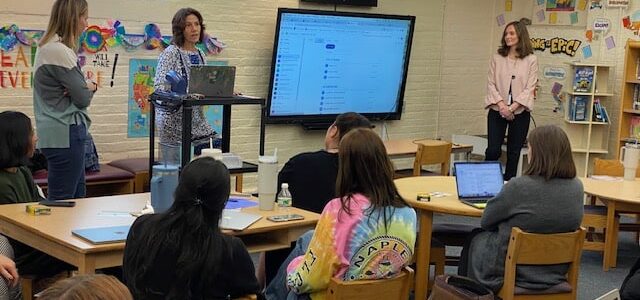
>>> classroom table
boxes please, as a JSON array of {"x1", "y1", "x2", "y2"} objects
[
  {"x1": 0, "y1": 193, "x2": 319, "y2": 274},
  {"x1": 384, "y1": 138, "x2": 473, "y2": 159},
  {"x1": 394, "y1": 176, "x2": 482, "y2": 300},
  {"x1": 580, "y1": 177, "x2": 640, "y2": 271}
]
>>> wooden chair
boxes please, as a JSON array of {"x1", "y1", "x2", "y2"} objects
[
  {"x1": 395, "y1": 140, "x2": 452, "y2": 178},
  {"x1": 327, "y1": 266, "x2": 414, "y2": 300},
  {"x1": 582, "y1": 205, "x2": 619, "y2": 270},
  {"x1": 234, "y1": 295, "x2": 257, "y2": 300},
  {"x1": 591, "y1": 158, "x2": 640, "y2": 244},
  {"x1": 498, "y1": 227, "x2": 586, "y2": 300}
]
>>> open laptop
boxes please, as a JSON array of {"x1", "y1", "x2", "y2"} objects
[
  {"x1": 220, "y1": 210, "x2": 262, "y2": 231},
  {"x1": 72, "y1": 225, "x2": 131, "y2": 245},
  {"x1": 189, "y1": 65, "x2": 236, "y2": 97},
  {"x1": 454, "y1": 161, "x2": 504, "y2": 209}
]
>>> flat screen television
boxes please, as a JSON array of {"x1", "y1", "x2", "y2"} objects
[{"x1": 266, "y1": 8, "x2": 415, "y2": 127}]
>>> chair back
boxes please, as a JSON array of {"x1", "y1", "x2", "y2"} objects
[
  {"x1": 413, "y1": 140, "x2": 452, "y2": 176},
  {"x1": 498, "y1": 227, "x2": 586, "y2": 300},
  {"x1": 593, "y1": 158, "x2": 640, "y2": 177},
  {"x1": 327, "y1": 266, "x2": 414, "y2": 300}
]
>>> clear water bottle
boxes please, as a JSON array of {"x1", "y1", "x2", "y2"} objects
[{"x1": 277, "y1": 183, "x2": 292, "y2": 215}]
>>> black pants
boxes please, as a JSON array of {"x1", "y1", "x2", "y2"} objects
[{"x1": 485, "y1": 109, "x2": 530, "y2": 181}]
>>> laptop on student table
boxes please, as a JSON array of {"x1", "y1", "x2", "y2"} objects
[
  {"x1": 454, "y1": 161, "x2": 504, "y2": 209},
  {"x1": 189, "y1": 65, "x2": 236, "y2": 97},
  {"x1": 220, "y1": 210, "x2": 262, "y2": 231},
  {"x1": 72, "y1": 225, "x2": 131, "y2": 245}
]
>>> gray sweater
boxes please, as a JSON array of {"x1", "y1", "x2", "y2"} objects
[{"x1": 467, "y1": 175, "x2": 584, "y2": 292}]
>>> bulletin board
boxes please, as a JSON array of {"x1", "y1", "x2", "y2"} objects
[{"x1": 532, "y1": 0, "x2": 589, "y2": 26}]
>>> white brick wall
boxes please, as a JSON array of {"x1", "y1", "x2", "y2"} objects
[{"x1": 1, "y1": 0, "x2": 636, "y2": 188}]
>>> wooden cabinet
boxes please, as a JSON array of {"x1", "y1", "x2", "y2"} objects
[
  {"x1": 617, "y1": 40, "x2": 640, "y2": 159},
  {"x1": 564, "y1": 62, "x2": 613, "y2": 176}
]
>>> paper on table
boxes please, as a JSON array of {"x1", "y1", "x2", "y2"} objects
[{"x1": 590, "y1": 175, "x2": 623, "y2": 182}]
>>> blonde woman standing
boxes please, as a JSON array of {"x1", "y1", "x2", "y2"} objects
[{"x1": 33, "y1": 0, "x2": 97, "y2": 200}]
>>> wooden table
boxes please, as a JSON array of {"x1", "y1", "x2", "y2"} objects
[
  {"x1": 0, "y1": 193, "x2": 319, "y2": 274},
  {"x1": 395, "y1": 176, "x2": 482, "y2": 300},
  {"x1": 384, "y1": 138, "x2": 473, "y2": 159},
  {"x1": 581, "y1": 177, "x2": 640, "y2": 271}
]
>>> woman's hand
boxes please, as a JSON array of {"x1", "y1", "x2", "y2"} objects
[
  {"x1": 86, "y1": 80, "x2": 98, "y2": 93},
  {"x1": 0, "y1": 255, "x2": 19, "y2": 287},
  {"x1": 498, "y1": 102, "x2": 513, "y2": 120}
]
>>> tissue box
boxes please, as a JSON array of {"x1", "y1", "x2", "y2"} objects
[{"x1": 221, "y1": 153, "x2": 243, "y2": 169}]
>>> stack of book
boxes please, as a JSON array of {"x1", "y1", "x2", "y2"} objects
[{"x1": 567, "y1": 96, "x2": 587, "y2": 121}]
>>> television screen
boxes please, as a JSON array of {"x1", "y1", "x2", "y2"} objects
[{"x1": 266, "y1": 8, "x2": 415, "y2": 125}]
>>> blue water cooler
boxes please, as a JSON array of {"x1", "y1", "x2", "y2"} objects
[{"x1": 150, "y1": 164, "x2": 179, "y2": 213}]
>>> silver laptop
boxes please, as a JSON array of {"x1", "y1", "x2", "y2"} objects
[
  {"x1": 220, "y1": 210, "x2": 262, "y2": 231},
  {"x1": 454, "y1": 161, "x2": 504, "y2": 208},
  {"x1": 189, "y1": 65, "x2": 235, "y2": 97}
]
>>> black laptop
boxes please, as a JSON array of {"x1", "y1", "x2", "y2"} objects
[
  {"x1": 189, "y1": 65, "x2": 235, "y2": 97},
  {"x1": 454, "y1": 161, "x2": 504, "y2": 209}
]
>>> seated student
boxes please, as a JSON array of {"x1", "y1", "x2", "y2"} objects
[
  {"x1": 277, "y1": 112, "x2": 373, "y2": 214},
  {"x1": 0, "y1": 111, "x2": 73, "y2": 285},
  {"x1": 264, "y1": 112, "x2": 373, "y2": 284},
  {"x1": 38, "y1": 274, "x2": 132, "y2": 300},
  {"x1": 265, "y1": 128, "x2": 417, "y2": 300},
  {"x1": 621, "y1": 256, "x2": 640, "y2": 300},
  {"x1": 458, "y1": 125, "x2": 584, "y2": 293},
  {"x1": 123, "y1": 157, "x2": 260, "y2": 299}
]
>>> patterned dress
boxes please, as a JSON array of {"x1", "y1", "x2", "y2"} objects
[{"x1": 153, "y1": 45, "x2": 216, "y2": 146}]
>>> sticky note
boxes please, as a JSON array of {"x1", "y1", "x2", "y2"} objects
[
  {"x1": 550, "y1": 12, "x2": 558, "y2": 24},
  {"x1": 570, "y1": 12, "x2": 579, "y2": 24},
  {"x1": 505, "y1": 0, "x2": 512, "y2": 11},
  {"x1": 497, "y1": 14, "x2": 506, "y2": 27},
  {"x1": 578, "y1": 0, "x2": 587, "y2": 10},
  {"x1": 536, "y1": 9, "x2": 546, "y2": 22},
  {"x1": 605, "y1": 36, "x2": 616, "y2": 49},
  {"x1": 537, "y1": 0, "x2": 545, "y2": 5},
  {"x1": 582, "y1": 45, "x2": 592, "y2": 59}
]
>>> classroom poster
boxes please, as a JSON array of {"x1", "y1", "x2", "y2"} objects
[
  {"x1": 532, "y1": 0, "x2": 588, "y2": 26},
  {"x1": 127, "y1": 59, "x2": 224, "y2": 138}
]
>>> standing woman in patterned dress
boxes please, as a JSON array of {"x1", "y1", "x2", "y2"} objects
[{"x1": 154, "y1": 8, "x2": 216, "y2": 156}]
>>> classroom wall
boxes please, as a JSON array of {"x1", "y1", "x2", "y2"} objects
[
  {"x1": 2, "y1": 0, "x2": 639, "y2": 187},
  {"x1": 0, "y1": 0, "x2": 445, "y2": 187}
]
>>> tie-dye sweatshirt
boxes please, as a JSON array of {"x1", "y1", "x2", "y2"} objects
[{"x1": 286, "y1": 193, "x2": 417, "y2": 300}]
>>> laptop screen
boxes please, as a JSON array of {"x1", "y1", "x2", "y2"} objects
[{"x1": 454, "y1": 162, "x2": 503, "y2": 198}]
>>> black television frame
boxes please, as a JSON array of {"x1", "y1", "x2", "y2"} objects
[{"x1": 265, "y1": 8, "x2": 416, "y2": 126}]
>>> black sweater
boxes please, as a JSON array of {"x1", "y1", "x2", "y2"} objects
[{"x1": 123, "y1": 214, "x2": 260, "y2": 300}]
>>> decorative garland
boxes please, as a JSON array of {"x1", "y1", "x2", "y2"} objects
[{"x1": 0, "y1": 20, "x2": 226, "y2": 55}]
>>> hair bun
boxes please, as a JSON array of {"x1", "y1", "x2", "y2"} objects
[{"x1": 519, "y1": 18, "x2": 532, "y2": 26}]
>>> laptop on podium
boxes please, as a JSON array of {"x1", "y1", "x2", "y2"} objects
[
  {"x1": 189, "y1": 65, "x2": 236, "y2": 97},
  {"x1": 454, "y1": 161, "x2": 504, "y2": 209}
]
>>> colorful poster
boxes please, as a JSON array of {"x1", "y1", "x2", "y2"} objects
[
  {"x1": 546, "y1": 0, "x2": 576, "y2": 11},
  {"x1": 533, "y1": 0, "x2": 587, "y2": 26},
  {"x1": 127, "y1": 59, "x2": 224, "y2": 138}
]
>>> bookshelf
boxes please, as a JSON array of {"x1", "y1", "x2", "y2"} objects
[
  {"x1": 564, "y1": 62, "x2": 613, "y2": 176},
  {"x1": 617, "y1": 40, "x2": 640, "y2": 159}
]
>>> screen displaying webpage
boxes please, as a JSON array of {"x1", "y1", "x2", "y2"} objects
[{"x1": 270, "y1": 12, "x2": 412, "y2": 116}]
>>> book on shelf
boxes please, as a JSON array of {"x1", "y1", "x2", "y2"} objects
[
  {"x1": 573, "y1": 66, "x2": 594, "y2": 93},
  {"x1": 592, "y1": 99, "x2": 606, "y2": 123},
  {"x1": 634, "y1": 84, "x2": 640, "y2": 110},
  {"x1": 637, "y1": 57, "x2": 640, "y2": 80},
  {"x1": 630, "y1": 116, "x2": 640, "y2": 139},
  {"x1": 569, "y1": 96, "x2": 588, "y2": 121}
]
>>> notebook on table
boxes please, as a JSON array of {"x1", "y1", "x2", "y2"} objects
[
  {"x1": 72, "y1": 225, "x2": 131, "y2": 245},
  {"x1": 189, "y1": 65, "x2": 236, "y2": 97},
  {"x1": 220, "y1": 211, "x2": 262, "y2": 231},
  {"x1": 454, "y1": 161, "x2": 504, "y2": 209}
]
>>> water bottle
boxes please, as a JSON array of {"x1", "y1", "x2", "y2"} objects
[{"x1": 277, "y1": 183, "x2": 292, "y2": 215}]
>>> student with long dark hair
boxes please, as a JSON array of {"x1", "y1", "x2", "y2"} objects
[
  {"x1": 459, "y1": 125, "x2": 583, "y2": 293},
  {"x1": 0, "y1": 111, "x2": 73, "y2": 296},
  {"x1": 123, "y1": 157, "x2": 260, "y2": 299},
  {"x1": 265, "y1": 128, "x2": 417, "y2": 299}
]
